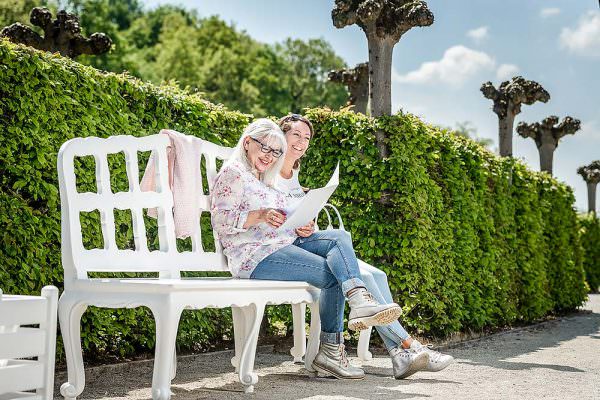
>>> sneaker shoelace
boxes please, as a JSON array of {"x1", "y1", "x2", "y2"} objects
[
  {"x1": 422, "y1": 343, "x2": 443, "y2": 362},
  {"x1": 361, "y1": 291, "x2": 378, "y2": 305}
]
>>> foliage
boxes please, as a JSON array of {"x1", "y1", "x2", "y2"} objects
[
  {"x1": 45, "y1": 0, "x2": 348, "y2": 116},
  {"x1": 300, "y1": 109, "x2": 588, "y2": 334},
  {"x1": 0, "y1": 40, "x2": 247, "y2": 359},
  {"x1": 0, "y1": 0, "x2": 50, "y2": 28},
  {"x1": 579, "y1": 214, "x2": 600, "y2": 293},
  {"x1": 0, "y1": 41, "x2": 591, "y2": 360}
]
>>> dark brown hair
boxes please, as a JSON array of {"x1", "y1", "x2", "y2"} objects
[{"x1": 277, "y1": 114, "x2": 314, "y2": 169}]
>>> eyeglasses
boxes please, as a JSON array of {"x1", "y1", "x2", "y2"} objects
[
  {"x1": 250, "y1": 137, "x2": 283, "y2": 158},
  {"x1": 284, "y1": 114, "x2": 308, "y2": 124}
]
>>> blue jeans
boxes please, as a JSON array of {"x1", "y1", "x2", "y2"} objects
[
  {"x1": 359, "y1": 260, "x2": 410, "y2": 350},
  {"x1": 250, "y1": 230, "x2": 366, "y2": 344}
]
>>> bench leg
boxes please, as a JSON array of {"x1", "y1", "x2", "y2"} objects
[
  {"x1": 357, "y1": 327, "x2": 373, "y2": 361},
  {"x1": 290, "y1": 303, "x2": 306, "y2": 363},
  {"x1": 231, "y1": 306, "x2": 247, "y2": 372},
  {"x1": 150, "y1": 301, "x2": 182, "y2": 400},
  {"x1": 238, "y1": 303, "x2": 265, "y2": 393},
  {"x1": 170, "y1": 347, "x2": 177, "y2": 381},
  {"x1": 58, "y1": 294, "x2": 88, "y2": 400},
  {"x1": 40, "y1": 286, "x2": 59, "y2": 400},
  {"x1": 304, "y1": 301, "x2": 321, "y2": 373}
]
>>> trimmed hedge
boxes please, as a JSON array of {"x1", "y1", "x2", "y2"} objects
[
  {"x1": 0, "y1": 40, "x2": 590, "y2": 359},
  {"x1": 579, "y1": 214, "x2": 600, "y2": 292}
]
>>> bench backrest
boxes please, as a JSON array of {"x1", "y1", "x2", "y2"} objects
[
  {"x1": 57, "y1": 134, "x2": 233, "y2": 282},
  {"x1": 0, "y1": 286, "x2": 58, "y2": 399}
]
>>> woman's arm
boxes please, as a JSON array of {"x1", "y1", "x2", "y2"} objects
[
  {"x1": 244, "y1": 209, "x2": 285, "y2": 229},
  {"x1": 211, "y1": 167, "x2": 250, "y2": 234}
]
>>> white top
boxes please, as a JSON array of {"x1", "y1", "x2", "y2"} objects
[{"x1": 276, "y1": 168, "x2": 306, "y2": 204}]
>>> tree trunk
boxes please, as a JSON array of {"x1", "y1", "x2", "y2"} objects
[
  {"x1": 539, "y1": 143, "x2": 556, "y2": 174},
  {"x1": 588, "y1": 182, "x2": 598, "y2": 214},
  {"x1": 353, "y1": 81, "x2": 369, "y2": 115},
  {"x1": 499, "y1": 109, "x2": 515, "y2": 157},
  {"x1": 367, "y1": 35, "x2": 394, "y2": 158}
]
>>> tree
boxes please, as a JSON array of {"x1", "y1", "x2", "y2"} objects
[
  {"x1": 481, "y1": 76, "x2": 550, "y2": 157},
  {"x1": 577, "y1": 161, "x2": 600, "y2": 214},
  {"x1": 452, "y1": 121, "x2": 494, "y2": 149},
  {"x1": 516, "y1": 116, "x2": 581, "y2": 174},
  {"x1": 332, "y1": 0, "x2": 434, "y2": 157},
  {"x1": 6, "y1": 2, "x2": 350, "y2": 117},
  {"x1": 0, "y1": 7, "x2": 111, "y2": 58},
  {"x1": 0, "y1": 0, "x2": 46, "y2": 28},
  {"x1": 59, "y1": 0, "x2": 144, "y2": 72},
  {"x1": 149, "y1": 13, "x2": 204, "y2": 91},
  {"x1": 270, "y1": 38, "x2": 347, "y2": 115},
  {"x1": 149, "y1": 19, "x2": 347, "y2": 116},
  {"x1": 328, "y1": 62, "x2": 369, "y2": 114}
]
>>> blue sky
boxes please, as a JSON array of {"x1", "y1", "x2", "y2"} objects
[{"x1": 142, "y1": 0, "x2": 600, "y2": 211}]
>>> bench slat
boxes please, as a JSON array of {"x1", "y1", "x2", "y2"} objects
[
  {"x1": 0, "y1": 328, "x2": 46, "y2": 359},
  {"x1": 0, "y1": 298, "x2": 46, "y2": 326},
  {"x1": 0, "y1": 360, "x2": 44, "y2": 393},
  {"x1": 79, "y1": 249, "x2": 227, "y2": 272},
  {"x1": 74, "y1": 191, "x2": 170, "y2": 212},
  {"x1": 0, "y1": 392, "x2": 43, "y2": 400}
]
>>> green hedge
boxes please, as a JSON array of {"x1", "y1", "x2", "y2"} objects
[
  {"x1": 0, "y1": 40, "x2": 590, "y2": 359},
  {"x1": 579, "y1": 214, "x2": 600, "y2": 293}
]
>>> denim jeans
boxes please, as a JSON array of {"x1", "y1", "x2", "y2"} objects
[
  {"x1": 359, "y1": 260, "x2": 410, "y2": 350},
  {"x1": 250, "y1": 229, "x2": 366, "y2": 344}
]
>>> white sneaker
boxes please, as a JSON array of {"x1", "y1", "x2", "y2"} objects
[
  {"x1": 312, "y1": 343, "x2": 365, "y2": 380},
  {"x1": 389, "y1": 346, "x2": 429, "y2": 379},
  {"x1": 347, "y1": 288, "x2": 402, "y2": 331},
  {"x1": 412, "y1": 340, "x2": 454, "y2": 372}
]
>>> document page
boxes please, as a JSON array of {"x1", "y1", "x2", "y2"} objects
[{"x1": 279, "y1": 163, "x2": 339, "y2": 230}]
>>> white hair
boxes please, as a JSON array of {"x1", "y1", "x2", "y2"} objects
[{"x1": 226, "y1": 118, "x2": 287, "y2": 187}]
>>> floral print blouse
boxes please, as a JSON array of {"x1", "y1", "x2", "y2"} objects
[{"x1": 210, "y1": 161, "x2": 297, "y2": 278}]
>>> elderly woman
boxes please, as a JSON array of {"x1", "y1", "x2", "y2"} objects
[
  {"x1": 210, "y1": 118, "x2": 401, "y2": 380},
  {"x1": 275, "y1": 114, "x2": 454, "y2": 379}
]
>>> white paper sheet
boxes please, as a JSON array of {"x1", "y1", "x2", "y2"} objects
[{"x1": 279, "y1": 162, "x2": 339, "y2": 230}]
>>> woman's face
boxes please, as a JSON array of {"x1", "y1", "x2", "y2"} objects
[
  {"x1": 284, "y1": 121, "x2": 311, "y2": 162},
  {"x1": 244, "y1": 135, "x2": 282, "y2": 173}
]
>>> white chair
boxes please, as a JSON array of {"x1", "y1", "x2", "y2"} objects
[
  {"x1": 57, "y1": 134, "x2": 321, "y2": 399},
  {"x1": 0, "y1": 286, "x2": 59, "y2": 400}
]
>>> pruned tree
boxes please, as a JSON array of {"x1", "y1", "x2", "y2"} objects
[
  {"x1": 332, "y1": 0, "x2": 434, "y2": 157},
  {"x1": 516, "y1": 116, "x2": 581, "y2": 174},
  {"x1": 0, "y1": 7, "x2": 111, "y2": 58},
  {"x1": 481, "y1": 76, "x2": 550, "y2": 157},
  {"x1": 328, "y1": 62, "x2": 369, "y2": 114},
  {"x1": 578, "y1": 161, "x2": 600, "y2": 213}
]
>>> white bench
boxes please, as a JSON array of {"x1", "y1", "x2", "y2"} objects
[
  {"x1": 56, "y1": 134, "x2": 322, "y2": 399},
  {"x1": 0, "y1": 286, "x2": 59, "y2": 400}
]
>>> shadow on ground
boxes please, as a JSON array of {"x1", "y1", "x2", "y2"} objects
[{"x1": 53, "y1": 296, "x2": 600, "y2": 400}]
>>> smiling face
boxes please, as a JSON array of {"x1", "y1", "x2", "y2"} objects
[
  {"x1": 284, "y1": 121, "x2": 312, "y2": 163},
  {"x1": 244, "y1": 135, "x2": 282, "y2": 174}
]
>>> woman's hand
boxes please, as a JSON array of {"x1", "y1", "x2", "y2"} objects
[
  {"x1": 244, "y1": 208, "x2": 286, "y2": 229},
  {"x1": 260, "y1": 208, "x2": 287, "y2": 228},
  {"x1": 295, "y1": 220, "x2": 315, "y2": 238}
]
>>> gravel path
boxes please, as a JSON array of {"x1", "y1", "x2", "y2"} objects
[{"x1": 55, "y1": 294, "x2": 600, "y2": 400}]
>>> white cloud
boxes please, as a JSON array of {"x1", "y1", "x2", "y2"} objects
[
  {"x1": 496, "y1": 64, "x2": 520, "y2": 81},
  {"x1": 393, "y1": 45, "x2": 495, "y2": 87},
  {"x1": 560, "y1": 11, "x2": 600, "y2": 56},
  {"x1": 466, "y1": 26, "x2": 489, "y2": 44},
  {"x1": 540, "y1": 8, "x2": 561, "y2": 18}
]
